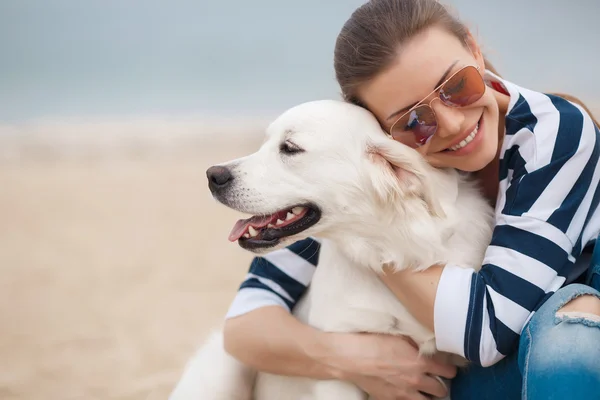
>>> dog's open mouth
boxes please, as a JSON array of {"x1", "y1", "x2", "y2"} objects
[{"x1": 228, "y1": 204, "x2": 321, "y2": 250}]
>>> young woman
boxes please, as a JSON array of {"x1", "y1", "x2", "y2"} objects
[{"x1": 221, "y1": 1, "x2": 600, "y2": 399}]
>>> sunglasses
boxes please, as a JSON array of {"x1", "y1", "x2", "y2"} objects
[{"x1": 388, "y1": 65, "x2": 486, "y2": 148}]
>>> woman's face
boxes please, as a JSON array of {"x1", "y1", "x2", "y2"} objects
[{"x1": 358, "y1": 26, "x2": 505, "y2": 172}]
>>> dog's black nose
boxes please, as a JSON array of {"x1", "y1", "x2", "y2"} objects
[{"x1": 206, "y1": 165, "x2": 233, "y2": 192}]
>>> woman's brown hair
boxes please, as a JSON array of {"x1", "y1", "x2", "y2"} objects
[{"x1": 333, "y1": 0, "x2": 598, "y2": 126}]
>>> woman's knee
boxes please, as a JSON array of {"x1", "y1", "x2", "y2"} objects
[
  {"x1": 520, "y1": 284, "x2": 600, "y2": 371},
  {"x1": 556, "y1": 293, "x2": 600, "y2": 321},
  {"x1": 519, "y1": 286, "x2": 600, "y2": 399},
  {"x1": 542, "y1": 283, "x2": 600, "y2": 317}
]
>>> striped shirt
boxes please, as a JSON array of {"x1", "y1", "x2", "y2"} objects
[{"x1": 225, "y1": 71, "x2": 600, "y2": 367}]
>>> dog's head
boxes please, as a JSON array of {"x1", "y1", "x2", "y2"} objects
[{"x1": 207, "y1": 100, "x2": 445, "y2": 253}]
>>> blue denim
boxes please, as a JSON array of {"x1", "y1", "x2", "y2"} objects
[{"x1": 451, "y1": 250, "x2": 600, "y2": 400}]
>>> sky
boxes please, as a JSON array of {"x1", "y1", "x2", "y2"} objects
[{"x1": 1, "y1": 0, "x2": 598, "y2": 123}]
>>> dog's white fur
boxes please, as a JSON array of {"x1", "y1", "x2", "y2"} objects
[{"x1": 170, "y1": 100, "x2": 494, "y2": 400}]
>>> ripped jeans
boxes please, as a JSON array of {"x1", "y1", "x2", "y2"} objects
[{"x1": 451, "y1": 251, "x2": 600, "y2": 400}]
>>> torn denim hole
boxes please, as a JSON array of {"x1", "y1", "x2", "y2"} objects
[
  {"x1": 552, "y1": 290, "x2": 600, "y2": 326},
  {"x1": 555, "y1": 311, "x2": 600, "y2": 327}
]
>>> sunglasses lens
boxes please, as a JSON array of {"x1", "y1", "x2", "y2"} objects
[
  {"x1": 439, "y1": 65, "x2": 485, "y2": 107},
  {"x1": 389, "y1": 66, "x2": 484, "y2": 147},
  {"x1": 391, "y1": 105, "x2": 437, "y2": 147}
]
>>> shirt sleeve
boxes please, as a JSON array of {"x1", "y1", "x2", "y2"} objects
[
  {"x1": 225, "y1": 237, "x2": 321, "y2": 319},
  {"x1": 434, "y1": 96, "x2": 600, "y2": 367}
]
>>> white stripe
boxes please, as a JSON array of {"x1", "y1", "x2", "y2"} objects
[
  {"x1": 263, "y1": 247, "x2": 317, "y2": 286},
  {"x1": 225, "y1": 287, "x2": 289, "y2": 319},
  {"x1": 486, "y1": 286, "x2": 530, "y2": 334},
  {"x1": 518, "y1": 88, "x2": 561, "y2": 168},
  {"x1": 483, "y1": 245, "x2": 559, "y2": 290},
  {"x1": 547, "y1": 275, "x2": 566, "y2": 293},
  {"x1": 310, "y1": 236, "x2": 322, "y2": 244},
  {"x1": 434, "y1": 264, "x2": 474, "y2": 358},
  {"x1": 524, "y1": 122, "x2": 594, "y2": 223},
  {"x1": 495, "y1": 214, "x2": 574, "y2": 253},
  {"x1": 496, "y1": 175, "x2": 509, "y2": 214},
  {"x1": 502, "y1": 125, "x2": 537, "y2": 173},
  {"x1": 478, "y1": 291, "x2": 505, "y2": 367},
  {"x1": 565, "y1": 109, "x2": 600, "y2": 243},
  {"x1": 484, "y1": 276, "x2": 565, "y2": 343},
  {"x1": 496, "y1": 125, "x2": 533, "y2": 214},
  {"x1": 525, "y1": 165, "x2": 591, "y2": 223},
  {"x1": 523, "y1": 310, "x2": 535, "y2": 329},
  {"x1": 246, "y1": 272, "x2": 294, "y2": 302}
]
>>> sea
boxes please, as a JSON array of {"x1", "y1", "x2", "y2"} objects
[{"x1": 0, "y1": 0, "x2": 598, "y2": 127}]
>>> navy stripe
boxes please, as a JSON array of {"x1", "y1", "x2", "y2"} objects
[
  {"x1": 506, "y1": 97, "x2": 584, "y2": 216},
  {"x1": 573, "y1": 239, "x2": 583, "y2": 259},
  {"x1": 507, "y1": 163, "x2": 564, "y2": 216},
  {"x1": 490, "y1": 225, "x2": 569, "y2": 273},
  {"x1": 480, "y1": 264, "x2": 547, "y2": 311},
  {"x1": 499, "y1": 145, "x2": 527, "y2": 183},
  {"x1": 492, "y1": 318, "x2": 520, "y2": 356},
  {"x1": 547, "y1": 128, "x2": 599, "y2": 232},
  {"x1": 502, "y1": 174, "x2": 522, "y2": 215},
  {"x1": 549, "y1": 95, "x2": 585, "y2": 163},
  {"x1": 505, "y1": 94, "x2": 538, "y2": 135},
  {"x1": 464, "y1": 274, "x2": 485, "y2": 365},
  {"x1": 287, "y1": 238, "x2": 321, "y2": 266},
  {"x1": 574, "y1": 166, "x2": 600, "y2": 256},
  {"x1": 533, "y1": 291, "x2": 555, "y2": 313},
  {"x1": 248, "y1": 257, "x2": 307, "y2": 303},
  {"x1": 562, "y1": 259, "x2": 577, "y2": 280},
  {"x1": 239, "y1": 278, "x2": 294, "y2": 309}
]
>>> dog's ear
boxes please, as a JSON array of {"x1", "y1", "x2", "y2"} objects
[{"x1": 367, "y1": 139, "x2": 445, "y2": 218}]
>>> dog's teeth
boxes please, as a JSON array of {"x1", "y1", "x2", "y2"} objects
[
  {"x1": 243, "y1": 233, "x2": 250, "y2": 238},
  {"x1": 267, "y1": 223, "x2": 275, "y2": 228},
  {"x1": 286, "y1": 212, "x2": 295, "y2": 221},
  {"x1": 248, "y1": 226, "x2": 258, "y2": 237},
  {"x1": 291, "y1": 207, "x2": 304, "y2": 215},
  {"x1": 276, "y1": 219, "x2": 285, "y2": 225}
]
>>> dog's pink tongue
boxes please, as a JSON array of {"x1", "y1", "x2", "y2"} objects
[{"x1": 228, "y1": 215, "x2": 274, "y2": 242}]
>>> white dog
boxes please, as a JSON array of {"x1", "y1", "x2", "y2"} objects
[{"x1": 170, "y1": 100, "x2": 494, "y2": 400}]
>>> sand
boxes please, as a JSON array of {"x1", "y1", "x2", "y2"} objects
[{"x1": 0, "y1": 130, "x2": 265, "y2": 400}]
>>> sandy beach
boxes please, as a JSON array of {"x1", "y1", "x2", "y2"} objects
[{"x1": 0, "y1": 124, "x2": 265, "y2": 400}]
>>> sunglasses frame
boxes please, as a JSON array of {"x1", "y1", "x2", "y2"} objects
[{"x1": 388, "y1": 64, "x2": 484, "y2": 147}]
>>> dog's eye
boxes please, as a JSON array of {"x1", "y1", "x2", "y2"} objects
[{"x1": 280, "y1": 140, "x2": 304, "y2": 155}]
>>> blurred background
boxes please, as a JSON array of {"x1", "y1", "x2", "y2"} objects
[{"x1": 0, "y1": 1, "x2": 598, "y2": 399}]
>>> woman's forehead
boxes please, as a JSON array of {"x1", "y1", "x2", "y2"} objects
[{"x1": 359, "y1": 27, "x2": 474, "y2": 120}]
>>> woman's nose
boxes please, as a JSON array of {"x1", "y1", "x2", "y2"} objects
[{"x1": 430, "y1": 99, "x2": 465, "y2": 139}]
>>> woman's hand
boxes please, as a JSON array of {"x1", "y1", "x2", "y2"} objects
[
  {"x1": 224, "y1": 307, "x2": 456, "y2": 399},
  {"x1": 324, "y1": 332, "x2": 457, "y2": 400}
]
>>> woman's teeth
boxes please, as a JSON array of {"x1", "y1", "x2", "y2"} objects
[{"x1": 448, "y1": 123, "x2": 479, "y2": 151}]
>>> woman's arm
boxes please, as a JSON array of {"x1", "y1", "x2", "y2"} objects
[
  {"x1": 223, "y1": 306, "x2": 456, "y2": 399},
  {"x1": 380, "y1": 264, "x2": 442, "y2": 333},
  {"x1": 224, "y1": 306, "x2": 337, "y2": 379}
]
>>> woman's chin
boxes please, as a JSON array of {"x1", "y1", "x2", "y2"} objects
[{"x1": 429, "y1": 150, "x2": 493, "y2": 172}]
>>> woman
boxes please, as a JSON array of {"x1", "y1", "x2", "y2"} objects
[{"x1": 222, "y1": 1, "x2": 600, "y2": 399}]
